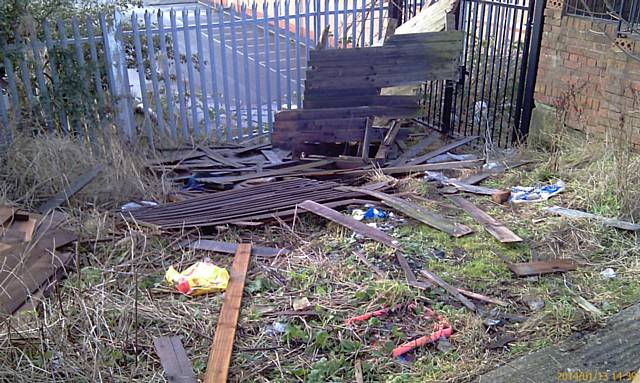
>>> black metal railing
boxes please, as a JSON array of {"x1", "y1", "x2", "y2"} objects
[
  {"x1": 418, "y1": 0, "x2": 540, "y2": 147},
  {"x1": 564, "y1": 0, "x2": 640, "y2": 35}
]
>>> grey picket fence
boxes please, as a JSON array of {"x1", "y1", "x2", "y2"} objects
[{"x1": 0, "y1": 0, "x2": 429, "y2": 148}]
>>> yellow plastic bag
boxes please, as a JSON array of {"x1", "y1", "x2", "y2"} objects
[{"x1": 165, "y1": 261, "x2": 230, "y2": 296}]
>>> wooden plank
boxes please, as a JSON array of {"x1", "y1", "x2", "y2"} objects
[
  {"x1": 459, "y1": 159, "x2": 533, "y2": 185},
  {"x1": 545, "y1": 206, "x2": 640, "y2": 231},
  {"x1": 420, "y1": 269, "x2": 477, "y2": 312},
  {"x1": 353, "y1": 251, "x2": 386, "y2": 279},
  {"x1": 479, "y1": 302, "x2": 640, "y2": 383},
  {"x1": 0, "y1": 241, "x2": 75, "y2": 318},
  {"x1": 385, "y1": 31, "x2": 464, "y2": 44},
  {"x1": 260, "y1": 150, "x2": 284, "y2": 165},
  {"x1": 387, "y1": 131, "x2": 440, "y2": 166},
  {"x1": 12, "y1": 251, "x2": 73, "y2": 314},
  {"x1": 153, "y1": 336, "x2": 197, "y2": 383},
  {"x1": 303, "y1": 95, "x2": 417, "y2": 109},
  {"x1": 374, "y1": 121, "x2": 401, "y2": 161},
  {"x1": 37, "y1": 166, "x2": 102, "y2": 214},
  {"x1": 303, "y1": 87, "x2": 379, "y2": 99},
  {"x1": 0, "y1": 229, "x2": 77, "y2": 290},
  {"x1": 503, "y1": 259, "x2": 578, "y2": 277},
  {"x1": 196, "y1": 160, "x2": 333, "y2": 185},
  {"x1": 405, "y1": 136, "x2": 478, "y2": 166},
  {"x1": 274, "y1": 106, "x2": 419, "y2": 121},
  {"x1": 9, "y1": 217, "x2": 37, "y2": 242},
  {"x1": 344, "y1": 188, "x2": 473, "y2": 237},
  {"x1": 305, "y1": 62, "x2": 455, "y2": 80},
  {"x1": 273, "y1": 119, "x2": 367, "y2": 132},
  {"x1": 361, "y1": 118, "x2": 373, "y2": 159},
  {"x1": 199, "y1": 146, "x2": 244, "y2": 169},
  {"x1": 309, "y1": 44, "x2": 461, "y2": 62},
  {"x1": 304, "y1": 68, "x2": 458, "y2": 90},
  {"x1": 179, "y1": 239, "x2": 289, "y2": 257},
  {"x1": 204, "y1": 243, "x2": 252, "y2": 383},
  {"x1": 299, "y1": 159, "x2": 485, "y2": 178},
  {"x1": 448, "y1": 195, "x2": 522, "y2": 243},
  {"x1": 298, "y1": 200, "x2": 400, "y2": 249}
]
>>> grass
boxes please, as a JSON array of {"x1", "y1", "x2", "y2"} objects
[{"x1": 0, "y1": 131, "x2": 639, "y2": 382}]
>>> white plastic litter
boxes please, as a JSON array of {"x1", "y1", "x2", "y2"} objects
[{"x1": 600, "y1": 268, "x2": 617, "y2": 280}]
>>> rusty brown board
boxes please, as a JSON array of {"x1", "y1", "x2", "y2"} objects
[
  {"x1": 448, "y1": 195, "x2": 522, "y2": 243},
  {"x1": 508, "y1": 259, "x2": 577, "y2": 277}
]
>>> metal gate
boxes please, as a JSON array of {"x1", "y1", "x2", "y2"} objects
[{"x1": 419, "y1": 0, "x2": 545, "y2": 147}]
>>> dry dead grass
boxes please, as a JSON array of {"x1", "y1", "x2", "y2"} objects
[{"x1": 0, "y1": 132, "x2": 169, "y2": 211}]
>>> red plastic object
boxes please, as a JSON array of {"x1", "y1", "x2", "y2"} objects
[
  {"x1": 391, "y1": 308, "x2": 452, "y2": 358},
  {"x1": 345, "y1": 307, "x2": 392, "y2": 325}
]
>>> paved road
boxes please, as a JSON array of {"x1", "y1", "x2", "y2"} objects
[{"x1": 131, "y1": 1, "x2": 308, "y2": 135}]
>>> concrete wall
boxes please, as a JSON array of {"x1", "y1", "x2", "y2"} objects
[{"x1": 533, "y1": 0, "x2": 640, "y2": 148}]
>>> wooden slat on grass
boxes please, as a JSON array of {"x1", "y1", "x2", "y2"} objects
[
  {"x1": 448, "y1": 195, "x2": 522, "y2": 243},
  {"x1": 298, "y1": 200, "x2": 400, "y2": 249},
  {"x1": 153, "y1": 336, "x2": 197, "y2": 383},
  {"x1": 204, "y1": 243, "x2": 252, "y2": 383}
]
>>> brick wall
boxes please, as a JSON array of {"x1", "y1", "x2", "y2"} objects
[{"x1": 534, "y1": 1, "x2": 640, "y2": 147}]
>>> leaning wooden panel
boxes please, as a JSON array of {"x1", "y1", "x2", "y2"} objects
[{"x1": 204, "y1": 243, "x2": 252, "y2": 383}]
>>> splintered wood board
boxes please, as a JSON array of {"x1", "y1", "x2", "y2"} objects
[{"x1": 204, "y1": 243, "x2": 252, "y2": 383}]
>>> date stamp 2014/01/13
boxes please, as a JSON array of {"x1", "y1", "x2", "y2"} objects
[{"x1": 557, "y1": 370, "x2": 638, "y2": 382}]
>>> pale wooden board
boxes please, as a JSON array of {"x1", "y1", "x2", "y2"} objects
[
  {"x1": 153, "y1": 336, "x2": 197, "y2": 383},
  {"x1": 204, "y1": 243, "x2": 252, "y2": 383}
]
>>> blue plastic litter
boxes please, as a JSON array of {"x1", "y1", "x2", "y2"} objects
[
  {"x1": 184, "y1": 175, "x2": 205, "y2": 191},
  {"x1": 363, "y1": 207, "x2": 387, "y2": 220},
  {"x1": 510, "y1": 180, "x2": 565, "y2": 203}
]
